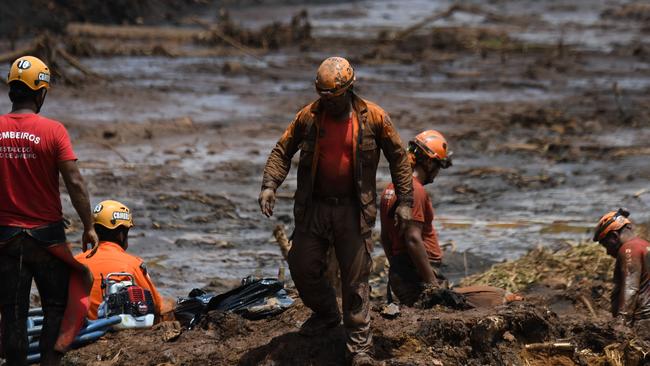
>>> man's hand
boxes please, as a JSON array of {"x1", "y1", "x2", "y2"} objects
[
  {"x1": 259, "y1": 188, "x2": 276, "y2": 218},
  {"x1": 394, "y1": 204, "x2": 413, "y2": 232},
  {"x1": 82, "y1": 227, "x2": 99, "y2": 253}
]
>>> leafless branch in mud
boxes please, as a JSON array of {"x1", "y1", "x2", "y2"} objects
[
  {"x1": 190, "y1": 18, "x2": 262, "y2": 61},
  {"x1": 0, "y1": 33, "x2": 103, "y2": 83},
  {"x1": 98, "y1": 143, "x2": 129, "y2": 163},
  {"x1": 579, "y1": 295, "x2": 597, "y2": 318},
  {"x1": 66, "y1": 23, "x2": 202, "y2": 42},
  {"x1": 56, "y1": 47, "x2": 104, "y2": 80},
  {"x1": 391, "y1": 5, "x2": 460, "y2": 41},
  {"x1": 273, "y1": 224, "x2": 292, "y2": 261},
  {"x1": 0, "y1": 45, "x2": 37, "y2": 64}
]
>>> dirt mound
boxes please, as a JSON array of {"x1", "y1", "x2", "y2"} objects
[{"x1": 62, "y1": 242, "x2": 650, "y2": 365}]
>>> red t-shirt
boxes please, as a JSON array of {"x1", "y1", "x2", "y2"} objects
[
  {"x1": 314, "y1": 112, "x2": 355, "y2": 197},
  {"x1": 380, "y1": 176, "x2": 442, "y2": 261},
  {"x1": 0, "y1": 113, "x2": 77, "y2": 228}
]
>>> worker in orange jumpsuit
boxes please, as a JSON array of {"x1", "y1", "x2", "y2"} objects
[
  {"x1": 594, "y1": 208, "x2": 650, "y2": 337},
  {"x1": 75, "y1": 200, "x2": 165, "y2": 320},
  {"x1": 259, "y1": 57, "x2": 413, "y2": 366}
]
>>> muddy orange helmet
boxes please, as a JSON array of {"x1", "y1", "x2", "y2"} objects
[
  {"x1": 409, "y1": 130, "x2": 452, "y2": 168},
  {"x1": 315, "y1": 57, "x2": 355, "y2": 97},
  {"x1": 7, "y1": 56, "x2": 51, "y2": 91},
  {"x1": 93, "y1": 200, "x2": 134, "y2": 230},
  {"x1": 593, "y1": 208, "x2": 631, "y2": 242}
]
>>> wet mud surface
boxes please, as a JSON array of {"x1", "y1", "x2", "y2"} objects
[{"x1": 1, "y1": 0, "x2": 649, "y2": 364}]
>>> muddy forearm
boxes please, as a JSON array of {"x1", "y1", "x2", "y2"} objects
[
  {"x1": 379, "y1": 114, "x2": 413, "y2": 207},
  {"x1": 262, "y1": 145, "x2": 293, "y2": 191},
  {"x1": 619, "y1": 253, "x2": 642, "y2": 320},
  {"x1": 262, "y1": 117, "x2": 301, "y2": 191},
  {"x1": 403, "y1": 224, "x2": 436, "y2": 284}
]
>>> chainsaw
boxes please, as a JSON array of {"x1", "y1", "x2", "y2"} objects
[{"x1": 97, "y1": 272, "x2": 155, "y2": 329}]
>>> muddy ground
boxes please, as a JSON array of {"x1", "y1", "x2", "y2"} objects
[{"x1": 1, "y1": 0, "x2": 650, "y2": 364}]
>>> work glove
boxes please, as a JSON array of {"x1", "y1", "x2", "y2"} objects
[
  {"x1": 259, "y1": 188, "x2": 276, "y2": 218},
  {"x1": 394, "y1": 204, "x2": 413, "y2": 233}
]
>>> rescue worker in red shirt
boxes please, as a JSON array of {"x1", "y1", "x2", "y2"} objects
[
  {"x1": 75, "y1": 200, "x2": 166, "y2": 320},
  {"x1": 259, "y1": 57, "x2": 413, "y2": 366},
  {"x1": 380, "y1": 130, "x2": 451, "y2": 306},
  {"x1": 593, "y1": 208, "x2": 650, "y2": 335},
  {"x1": 380, "y1": 131, "x2": 523, "y2": 309},
  {"x1": 0, "y1": 56, "x2": 98, "y2": 366}
]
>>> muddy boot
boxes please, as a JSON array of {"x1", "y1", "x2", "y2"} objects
[
  {"x1": 349, "y1": 352, "x2": 384, "y2": 366},
  {"x1": 298, "y1": 312, "x2": 341, "y2": 336}
]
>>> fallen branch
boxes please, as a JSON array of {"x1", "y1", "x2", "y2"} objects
[
  {"x1": 579, "y1": 295, "x2": 598, "y2": 318},
  {"x1": 67, "y1": 23, "x2": 202, "y2": 41},
  {"x1": 0, "y1": 45, "x2": 37, "y2": 64},
  {"x1": 273, "y1": 225, "x2": 291, "y2": 261},
  {"x1": 57, "y1": 47, "x2": 105, "y2": 80},
  {"x1": 190, "y1": 18, "x2": 262, "y2": 60},
  {"x1": 392, "y1": 5, "x2": 461, "y2": 41}
]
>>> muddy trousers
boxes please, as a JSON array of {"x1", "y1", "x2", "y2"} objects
[
  {"x1": 288, "y1": 200, "x2": 373, "y2": 356},
  {"x1": 0, "y1": 234, "x2": 69, "y2": 366}
]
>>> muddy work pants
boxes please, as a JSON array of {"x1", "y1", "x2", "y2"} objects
[
  {"x1": 0, "y1": 234, "x2": 69, "y2": 366},
  {"x1": 288, "y1": 199, "x2": 373, "y2": 356}
]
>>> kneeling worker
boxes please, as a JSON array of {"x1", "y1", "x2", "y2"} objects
[
  {"x1": 75, "y1": 200, "x2": 164, "y2": 320},
  {"x1": 594, "y1": 208, "x2": 650, "y2": 334},
  {"x1": 380, "y1": 130, "x2": 450, "y2": 306},
  {"x1": 380, "y1": 131, "x2": 520, "y2": 308}
]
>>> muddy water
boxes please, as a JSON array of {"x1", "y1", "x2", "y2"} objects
[{"x1": 1, "y1": 0, "x2": 649, "y2": 297}]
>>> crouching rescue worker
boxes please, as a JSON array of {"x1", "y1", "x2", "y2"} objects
[
  {"x1": 380, "y1": 130, "x2": 521, "y2": 309},
  {"x1": 594, "y1": 208, "x2": 650, "y2": 336},
  {"x1": 380, "y1": 130, "x2": 450, "y2": 306},
  {"x1": 0, "y1": 56, "x2": 98, "y2": 366},
  {"x1": 259, "y1": 56, "x2": 413, "y2": 366},
  {"x1": 75, "y1": 200, "x2": 168, "y2": 320}
]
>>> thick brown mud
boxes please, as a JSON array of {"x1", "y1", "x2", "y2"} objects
[{"x1": 1, "y1": 0, "x2": 649, "y2": 364}]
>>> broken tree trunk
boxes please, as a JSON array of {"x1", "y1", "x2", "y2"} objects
[{"x1": 1, "y1": 33, "x2": 103, "y2": 83}]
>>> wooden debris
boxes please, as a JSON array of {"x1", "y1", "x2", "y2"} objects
[
  {"x1": 273, "y1": 225, "x2": 291, "y2": 261},
  {"x1": 67, "y1": 23, "x2": 202, "y2": 41}
]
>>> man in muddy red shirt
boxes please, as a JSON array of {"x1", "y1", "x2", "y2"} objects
[
  {"x1": 260, "y1": 57, "x2": 413, "y2": 366},
  {"x1": 594, "y1": 208, "x2": 650, "y2": 336},
  {"x1": 380, "y1": 130, "x2": 450, "y2": 305},
  {"x1": 0, "y1": 56, "x2": 97, "y2": 365}
]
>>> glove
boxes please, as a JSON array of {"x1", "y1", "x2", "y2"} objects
[
  {"x1": 394, "y1": 204, "x2": 413, "y2": 233},
  {"x1": 259, "y1": 188, "x2": 276, "y2": 218}
]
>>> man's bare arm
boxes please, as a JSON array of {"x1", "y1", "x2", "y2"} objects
[{"x1": 58, "y1": 160, "x2": 98, "y2": 251}]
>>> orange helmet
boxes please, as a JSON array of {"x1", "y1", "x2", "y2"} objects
[
  {"x1": 7, "y1": 56, "x2": 51, "y2": 91},
  {"x1": 315, "y1": 57, "x2": 355, "y2": 97},
  {"x1": 593, "y1": 208, "x2": 631, "y2": 242},
  {"x1": 409, "y1": 130, "x2": 452, "y2": 168}
]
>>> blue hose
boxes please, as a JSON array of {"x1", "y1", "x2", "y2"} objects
[
  {"x1": 27, "y1": 317, "x2": 119, "y2": 353},
  {"x1": 27, "y1": 325, "x2": 42, "y2": 337},
  {"x1": 30, "y1": 316, "x2": 44, "y2": 326},
  {"x1": 78, "y1": 315, "x2": 122, "y2": 335},
  {"x1": 27, "y1": 331, "x2": 107, "y2": 364},
  {"x1": 27, "y1": 353, "x2": 40, "y2": 364}
]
